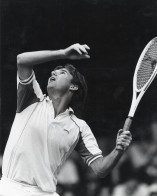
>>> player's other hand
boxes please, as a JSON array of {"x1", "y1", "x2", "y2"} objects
[
  {"x1": 64, "y1": 43, "x2": 90, "y2": 60},
  {"x1": 116, "y1": 129, "x2": 132, "y2": 151}
]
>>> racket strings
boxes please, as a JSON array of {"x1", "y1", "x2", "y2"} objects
[{"x1": 137, "y1": 41, "x2": 157, "y2": 90}]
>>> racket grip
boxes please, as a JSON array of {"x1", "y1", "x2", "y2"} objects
[
  {"x1": 123, "y1": 117, "x2": 132, "y2": 132},
  {"x1": 116, "y1": 117, "x2": 132, "y2": 151}
]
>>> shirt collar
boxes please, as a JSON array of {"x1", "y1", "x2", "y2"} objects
[
  {"x1": 62, "y1": 107, "x2": 74, "y2": 116},
  {"x1": 46, "y1": 96, "x2": 74, "y2": 115},
  {"x1": 69, "y1": 107, "x2": 74, "y2": 114}
]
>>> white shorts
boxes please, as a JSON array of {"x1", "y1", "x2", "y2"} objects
[{"x1": 0, "y1": 177, "x2": 59, "y2": 196}]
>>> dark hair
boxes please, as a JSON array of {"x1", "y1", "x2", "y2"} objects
[{"x1": 54, "y1": 64, "x2": 88, "y2": 116}]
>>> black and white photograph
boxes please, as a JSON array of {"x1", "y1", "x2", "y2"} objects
[{"x1": 0, "y1": 0, "x2": 157, "y2": 196}]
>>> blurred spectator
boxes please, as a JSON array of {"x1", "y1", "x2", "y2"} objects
[
  {"x1": 148, "y1": 183, "x2": 157, "y2": 196},
  {"x1": 57, "y1": 158, "x2": 80, "y2": 185},
  {"x1": 128, "y1": 119, "x2": 157, "y2": 184},
  {"x1": 57, "y1": 152, "x2": 85, "y2": 196},
  {"x1": 112, "y1": 179, "x2": 149, "y2": 196},
  {"x1": 97, "y1": 186, "x2": 111, "y2": 196}
]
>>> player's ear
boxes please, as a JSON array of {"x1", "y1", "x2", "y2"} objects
[{"x1": 69, "y1": 84, "x2": 78, "y2": 91}]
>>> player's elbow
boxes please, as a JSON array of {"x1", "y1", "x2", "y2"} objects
[
  {"x1": 17, "y1": 53, "x2": 24, "y2": 67},
  {"x1": 93, "y1": 167, "x2": 109, "y2": 178},
  {"x1": 90, "y1": 158, "x2": 109, "y2": 178}
]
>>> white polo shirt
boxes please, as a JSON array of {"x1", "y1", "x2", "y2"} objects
[{"x1": 2, "y1": 72, "x2": 102, "y2": 192}]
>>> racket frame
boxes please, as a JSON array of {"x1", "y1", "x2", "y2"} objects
[
  {"x1": 128, "y1": 38, "x2": 157, "y2": 118},
  {"x1": 117, "y1": 38, "x2": 157, "y2": 151}
]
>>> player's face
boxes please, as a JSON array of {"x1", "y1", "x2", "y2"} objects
[{"x1": 47, "y1": 68, "x2": 73, "y2": 94}]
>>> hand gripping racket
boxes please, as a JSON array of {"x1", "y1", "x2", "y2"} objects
[{"x1": 118, "y1": 37, "x2": 157, "y2": 150}]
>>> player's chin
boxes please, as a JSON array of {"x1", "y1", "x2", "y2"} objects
[
  {"x1": 47, "y1": 80, "x2": 55, "y2": 87},
  {"x1": 47, "y1": 83, "x2": 54, "y2": 91}
]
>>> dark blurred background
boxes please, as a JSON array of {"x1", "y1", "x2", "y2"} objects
[{"x1": 0, "y1": 0, "x2": 157, "y2": 196}]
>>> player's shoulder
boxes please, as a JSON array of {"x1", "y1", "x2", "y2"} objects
[{"x1": 70, "y1": 114, "x2": 89, "y2": 131}]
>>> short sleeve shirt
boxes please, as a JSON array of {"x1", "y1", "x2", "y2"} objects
[{"x1": 2, "y1": 72, "x2": 102, "y2": 192}]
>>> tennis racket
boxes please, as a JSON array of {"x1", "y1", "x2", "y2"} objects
[{"x1": 118, "y1": 37, "x2": 157, "y2": 150}]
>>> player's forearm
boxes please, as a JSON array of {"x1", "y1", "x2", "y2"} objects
[
  {"x1": 17, "y1": 43, "x2": 90, "y2": 68},
  {"x1": 90, "y1": 129, "x2": 132, "y2": 178},
  {"x1": 90, "y1": 148, "x2": 123, "y2": 178},
  {"x1": 17, "y1": 44, "x2": 90, "y2": 80},
  {"x1": 17, "y1": 49, "x2": 66, "y2": 67}
]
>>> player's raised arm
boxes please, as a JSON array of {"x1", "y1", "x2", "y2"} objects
[
  {"x1": 17, "y1": 43, "x2": 90, "y2": 80},
  {"x1": 89, "y1": 130, "x2": 132, "y2": 178}
]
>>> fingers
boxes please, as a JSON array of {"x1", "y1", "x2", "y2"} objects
[
  {"x1": 117, "y1": 129, "x2": 123, "y2": 136},
  {"x1": 118, "y1": 130, "x2": 132, "y2": 137},
  {"x1": 66, "y1": 43, "x2": 90, "y2": 60},
  {"x1": 74, "y1": 43, "x2": 90, "y2": 55},
  {"x1": 116, "y1": 129, "x2": 132, "y2": 151},
  {"x1": 79, "y1": 45, "x2": 88, "y2": 54},
  {"x1": 83, "y1": 44, "x2": 90, "y2": 50},
  {"x1": 116, "y1": 141, "x2": 131, "y2": 149},
  {"x1": 74, "y1": 47, "x2": 82, "y2": 55},
  {"x1": 118, "y1": 133, "x2": 132, "y2": 140},
  {"x1": 118, "y1": 131, "x2": 132, "y2": 141},
  {"x1": 116, "y1": 141, "x2": 131, "y2": 146},
  {"x1": 80, "y1": 54, "x2": 90, "y2": 59}
]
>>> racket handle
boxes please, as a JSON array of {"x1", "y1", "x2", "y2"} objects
[
  {"x1": 123, "y1": 117, "x2": 132, "y2": 132},
  {"x1": 116, "y1": 117, "x2": 132, "y2": 151}
]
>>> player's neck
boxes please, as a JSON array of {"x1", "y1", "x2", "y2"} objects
[{"x1": 50, "y1": 93, "x2": 72, "y2": 118}]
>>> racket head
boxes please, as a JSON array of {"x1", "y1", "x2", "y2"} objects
[{"x1": 133, "y1": 37, "x2": 157, "y2": 93}]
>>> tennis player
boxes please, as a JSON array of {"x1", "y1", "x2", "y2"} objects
[{"x1": 0, "y1": 43, "x2": 132, "y2": 196}]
